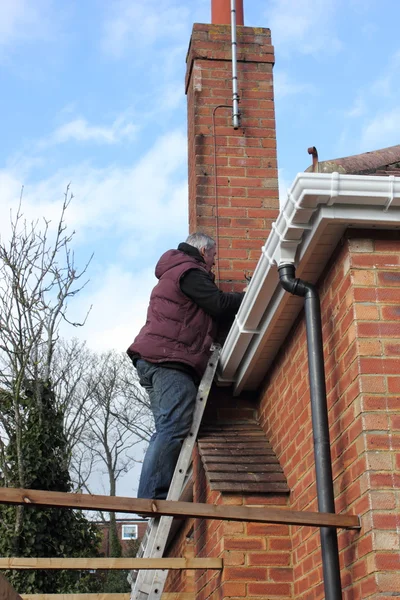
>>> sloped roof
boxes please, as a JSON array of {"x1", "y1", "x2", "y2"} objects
[
  {"x1": 306, "y1": 144, "x2": 400, "y2": 176},
  {"x1": 198, "y1": 420, "x2": 289, "y2": 494}
]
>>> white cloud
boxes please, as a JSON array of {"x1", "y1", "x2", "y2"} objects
[
  {"x1": 344, "y1": 95, "x2": 367, "y2": 119},
  {"x1": 0, "y1": 170, "x2": 68, "y2": 235},
  {"x1": 338, "y1": 49, "x2": 400, "y2": 151},
  {"x1": 0, "y1": 128, "x2": 189, "y2": 351},
  {"x1": 2, "y1": 128, "x2": 188, "y2": 243},
  {"x1": 162, "y1": 82, "x2": 185, "y2": 112},
  {"x1": 360, "y1": 107, "x2": 400, "y2": 150},
  {"x1": 265, "y1": 0, "x2": 342, "y2": 56},
  {"x1": 61, "y1": 128, "x2": 189, "y2": 245},
  {"x1": 40, "y1": 116, "x2": 138, "y2": 147},
  {"x1": 101, "y1": 0, "x2": 208, "y2": 59},
  {"x1": 0, "y1": 0, "x2": 54, "y2": 51},
  {"x1": 102, "y1": 0, "x2": 188, "y2": 59},
  {"x1": 371, "y1": 50, "x2": 400, "y2": 99},
  {"x1": 345, "y1": 50, "x2": 400, "y2": 114},
  {"x1": 63, "y1": 264, "x2": 157, "y2": 353},
  {"x1": 273, "y1": 71, "x2": 316, "y2": 99}
]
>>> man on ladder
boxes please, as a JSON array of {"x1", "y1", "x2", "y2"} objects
[{"x1": 127, "y1": 232, "x2": 245, "y2": 501}]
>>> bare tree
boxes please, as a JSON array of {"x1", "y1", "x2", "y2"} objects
[
  {"x1": 0, "y1": 187, "x2": 92, "y2": 543},
  {"x1": 0, "y1": 188, "x2": 152, "y2": 571},
  {"x1": 70, "y1": 350, "x2": 152, "y2": 556},
  {"x1": 50, "y1": 338, "x2": 100, "y2": 482}
]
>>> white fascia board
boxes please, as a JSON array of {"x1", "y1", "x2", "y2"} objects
[{"x1": 218, "y1": 172, "x2": 400, "y2": 393}]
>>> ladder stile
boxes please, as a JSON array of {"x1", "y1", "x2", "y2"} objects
[{"x1": 131, "y1": 345, "x2": 221, "y2": 600}]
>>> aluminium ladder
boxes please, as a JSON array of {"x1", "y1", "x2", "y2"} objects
[{"x1": 130, "y1": 344, "x2": 221, "y2": 600}]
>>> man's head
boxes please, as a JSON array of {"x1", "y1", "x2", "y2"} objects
[{"x1": 185, "y1": 232, "x2": 216, "y2": 272}]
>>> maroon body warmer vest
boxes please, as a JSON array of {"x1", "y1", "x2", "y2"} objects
[{"x1": 127, "y1": 250, "x2": 215, "y2": 378}]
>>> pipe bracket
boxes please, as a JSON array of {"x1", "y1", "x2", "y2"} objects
[
  {"x1": 328, "y1": 171, "x2": 340, "y2": 205},
  {"x1": 384, "y1": 176, "x2": 396, "y2": 212}
]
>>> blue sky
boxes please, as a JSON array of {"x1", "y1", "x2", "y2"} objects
[
  {"x1": 1, "y1": 0, "x2": 400, "y2": 497},
  {"x1": 1, "y1": 0, "x2": 400, "y2": 354}
]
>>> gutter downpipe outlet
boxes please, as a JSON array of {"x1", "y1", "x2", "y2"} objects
[
  {"x1": 230, "y1": 0, "x2": 241, "y2": 129},
  {"x1": 278, "y1": 263, "x2": 343, "y2": 600}
]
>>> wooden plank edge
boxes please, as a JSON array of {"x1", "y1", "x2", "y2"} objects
[
  {"x1": 21, "y1": 595, "x2": 194, "y2": 600},
  {"x1": 21, "y1": 596, "x2": 131, "y2": 600},
  {"x1": 0, "y1": 487, "x2": 361, "y2": 529},
  {"x1": 0, "y1": 558, "x2": 222, "y2": 570}
]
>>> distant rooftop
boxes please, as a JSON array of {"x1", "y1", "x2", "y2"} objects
[{"x1": 306, "y1": 143, "x2": 400, "y2": 176}]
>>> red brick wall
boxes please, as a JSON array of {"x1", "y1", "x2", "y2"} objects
[
  {"x1": 175, "y1": 386, "x2": 293, "y2": 599},
  {"x1": 97, "y1": 520, "x2": 148, "y2": 557},
  {"x1": 167, "y1": 232, "x2": 400, "y2": 598},
  {"x1": 165, "y1": 520, "x2": 196, "y2": 596},
  {"x1": 258, "y1": 232, "x2": 400, "y2": 599},
  {"x1": 186, "y1": 23, "x2": 279, "y2": 292},
  {"x1": 192, "y1": 445, "x2": 293, "y2": 600}
]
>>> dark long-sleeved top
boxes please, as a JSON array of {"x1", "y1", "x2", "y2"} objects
[
  {"x1": 180, "y1": 268, "x2": 244, "y2": 320},
  {"x1": 177, "y1": 242, "x2": 244, "y2": 320}
]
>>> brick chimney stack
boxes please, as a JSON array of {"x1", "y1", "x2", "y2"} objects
[{"x1": 185, "y1": 1, "x2": 279, "y2": 292}]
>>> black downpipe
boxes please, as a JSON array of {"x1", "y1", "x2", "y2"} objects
[{"x1": 278, "y1": 264, "x2": 342, "y2": 600}]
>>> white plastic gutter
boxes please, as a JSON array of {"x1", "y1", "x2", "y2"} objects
[{"x1": 218, "y1": 172, "x2": 400, "y2": 394}]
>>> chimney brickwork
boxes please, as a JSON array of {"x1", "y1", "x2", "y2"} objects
[
  {"x1": 185, "y1": 23, "x2": 279, "y2": 292},
  {"x1": 179, "y1": 21, "x2": 285, "y2": 600}
]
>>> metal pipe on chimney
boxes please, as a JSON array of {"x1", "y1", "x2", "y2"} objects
[
  {"x1": 211, "y1": 1, "x2": 243, "y2": 129},
  {"x1": 230, "y1": 0, "x2": 240, "y2": 129},
  {"x1": 212, "y1": 0, "x2": 244, "y2": 25},
  {"x1": 308, "y1": 146, "x2": 319, "y2": 172}
]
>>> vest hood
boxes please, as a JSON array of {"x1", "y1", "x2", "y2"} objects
[{"x1": 155, "y1": 245, "x2": 205, "y2": 279}]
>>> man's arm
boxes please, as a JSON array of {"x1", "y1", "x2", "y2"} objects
[{"x1": 180, "y1": 269, "x2": 244, "y2": 320}]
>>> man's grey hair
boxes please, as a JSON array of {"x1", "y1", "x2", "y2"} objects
[{"x1": 185, "y1": 232, "x2": 216, "y2": 251}]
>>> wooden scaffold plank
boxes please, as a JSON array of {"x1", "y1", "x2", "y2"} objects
[
  {"x1": 0, "y1": 487, "x2": 360, "y2": 529},
  {"x1": 0, "y1": 558, "x2": 222, "y2": 571},
  {"x1": 20, "y1": 595, "x2": 193, "y2": 600}
]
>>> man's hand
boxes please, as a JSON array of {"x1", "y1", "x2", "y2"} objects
[{"x1": 243, "y1": 272, "x2": 252, "y2": 292}]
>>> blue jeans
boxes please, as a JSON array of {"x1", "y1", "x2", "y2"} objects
[{"x1": 136, "y1": 359, "x2": 197, "y2": 500}]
